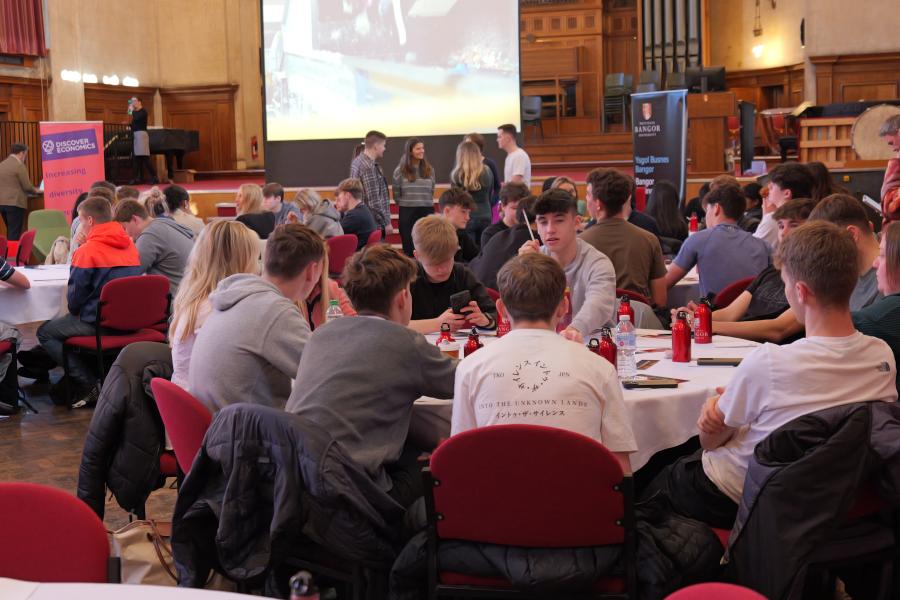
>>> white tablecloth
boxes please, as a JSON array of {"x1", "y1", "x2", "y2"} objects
[
  {"x1": 1, "y1": 264, "x2": 68, "y2": 325},
  {"x1": 409, "y1": 330, "x2": 759, "y2": 471},
  {"x1": 0, "y1": 578, "x2": 248, "y2": 600}
]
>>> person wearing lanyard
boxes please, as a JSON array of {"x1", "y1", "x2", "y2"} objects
[{"x1": 129, "y1": 97, "x2": 159, "y2": 185}]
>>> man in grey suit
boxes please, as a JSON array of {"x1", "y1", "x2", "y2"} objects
[{"x1": 0, "y1": 143, "x2": 40, "y2": 240}]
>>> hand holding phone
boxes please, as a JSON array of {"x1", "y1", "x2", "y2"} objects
[{"x1": 450, "y1": 290, "x2": 471, "y2": 315}]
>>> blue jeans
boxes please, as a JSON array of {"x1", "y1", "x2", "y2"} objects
[{"x1": 37, "y1": 314, "x2": 97, "y2": 387}]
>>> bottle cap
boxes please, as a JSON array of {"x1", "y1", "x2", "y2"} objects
[
  {"x1": 329, "y1": 299, "x2": 339, "y2": 306},
  {"x1": 677, "y1": 310, "x2": 687, "y2": 320},
  {"x1": 620, "y1": 295, "x2": 630, "y2": 303},
  {"x1": 601, "y1": 327, "x2": 612, "y2": 337},
  {"x1": 470, "y1": 327, "x2": 478, "y2": 336},
  {"x1": 440, "y1": 323, "x2": 451, "y2": 332},
  {"x1": 588, "y1": 338, "x2": 599, "y2": 348}
]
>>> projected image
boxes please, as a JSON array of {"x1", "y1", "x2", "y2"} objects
[{"x1": 263, "y1": 0, "x2": 520, "y2": 141}]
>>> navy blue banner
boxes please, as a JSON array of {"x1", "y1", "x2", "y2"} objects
[{"x1": 631, "y1": 90, "x2": 687, "y2": 200}]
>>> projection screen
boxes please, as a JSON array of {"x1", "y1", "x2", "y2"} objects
[{"x1": 262, "y1": 0, "x2": 521, "y2": 142}]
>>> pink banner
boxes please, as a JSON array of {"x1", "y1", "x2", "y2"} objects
[{"x1": 39, "y1": 121, "x2": 105, "y2": 222}]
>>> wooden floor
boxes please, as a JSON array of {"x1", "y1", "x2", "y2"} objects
[{"x1": 1, "y1": 324, "x2": 176, "y2": 530}]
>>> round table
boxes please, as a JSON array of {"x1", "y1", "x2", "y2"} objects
[
  {"x1": 409, "y1": 329, "x2": 759, "y2": 471},
  {"x1": 0, "y1": 578, "x2": 249, "y2": 600},
  {"x1": 0, "y1": 264, "x2": 68, "y2": 325}
]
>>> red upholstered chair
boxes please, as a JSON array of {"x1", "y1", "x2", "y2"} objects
[
  {"x1": 150, "y1": 378, "x2": 213, "y2": 473},
  {"x1": 616, "y1": 288, "x2": 651, "y2": 306},
  {"x1": 62, "y1": 275, "x2": 171, "y2": 406},
  {"x1": 485, "y1": 287, "x2": 500, "y2": 303},
  {"x1": 366, "y1": 229, "x2": 383, "y2": 247},
  {"x1": 0, "y1": 482, "x2": 117, "y2": 582},
  {"x1": 10, "y1": 228, "x2": 35, "y2": 266},
  {"x1": 665, "y1": 583, "x2": 766, "y2": 599},
  {"x1": 714, "y1": 276, "x2": 756, "y2": 310},
  {"x1": 423, "y1": 425, "x2": 636, "y2": 599},
  {"x1": 327, "y1": 234, "x2": 359, "y2": 279}
]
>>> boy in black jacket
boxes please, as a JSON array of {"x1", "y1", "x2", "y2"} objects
[
  {"x1": 408, "y1": 215, "x2": 496, "y2": 334},
  {"x1": 438, "y1": 187, "x2": 479, "y2": 263}
]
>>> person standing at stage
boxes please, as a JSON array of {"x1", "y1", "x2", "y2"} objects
[
  {"x1": 128, "y1": 97, "x2": 159, "y2": 185},
  {"x1": 350, "y1": 130, "x2": 392, "y2": 236},
  {"x1": 497, "y1": 124, "x2": 531, "y2": 188},
  {"x1": 0, "y1": 143, "x2": 40, "y2": 241},
  {"x1": 393, "y1": 137, "x2": 435, "y2": 256}
]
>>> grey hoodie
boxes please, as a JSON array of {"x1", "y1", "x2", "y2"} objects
[
  {"x1": 541, "y1": 238, "x2": 616, "y2": 335},
  {"x1": 305, "y1": 200, "x2": 344, "y2": 239},
  {"x1": 136, "y1": 216, "x2": 195, "y2": 296},
  {"x1": 188, "y1": 274, "x2": 310, "y2": 412}
]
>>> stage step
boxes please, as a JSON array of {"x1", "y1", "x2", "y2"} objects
[{"x1": 195, "y1": 169, "x2": 265, "y2": 182}]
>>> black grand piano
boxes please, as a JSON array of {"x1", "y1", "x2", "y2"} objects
[{"x1": 104, "y1": 126, "x2": 200, "y2": 183}]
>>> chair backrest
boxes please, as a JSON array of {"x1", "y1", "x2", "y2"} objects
[
  {"x1": 428, "y1": 425, "x2": 627, "y2": 547},
  {"x1": 616, "y1": 288, "x2": 651, "y2": 306},
  {"x1": 659, "y1": 235, "x2": 683, "y2": 256},
  {"x1": 522, "y1": 96, "x2": 542, "y2": 119},
  {"x1": 98, "y1": 275, "x2": 170, "y2": 331},
  {"x1": 605, "y1": 72, "x2": 625, "y2": 90},
  {"x1": 667, "y1": 72, "x2": 687, "y2": 89},
  {"x1": 714, "y1": 276, "x2": 756, "y2": 310},
  {"x1": 636, "y1": 82, "x2": 657, "y2": 93},
  {"x1": 624, "y1": 74, "x2": 634, "y2": 90},
  {"x1": 327, "y1": 234, "x2": 359, "y2": 276},
  {"x1": 0, "y1": 482, "x2": 110, "y2": 582},
  {"x1": 366, "y1": 229, "x2": 382, "y2": 247},
  {"x1": 485, "y1": 287, "x2": 500, "y2": 302},
  {"x1": 150, "y1": 378, "x2": 213, "y2": 473},
  {"x1": 27, "y1": 209, "x2": 69, "y2": 231},
  {"x1": 666, "y1": 583, "x2": 766, "y2": 600},
  {"x1": 15, "y1": 229, "x2": 36, "y2": 266},
  {"x1": 640, "y1": 70, "x2": 660, "y2": 85}
]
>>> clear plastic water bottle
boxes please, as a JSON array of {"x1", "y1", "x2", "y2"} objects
[
  {"x1": 614, "y1": 315, "x2": 637, "y2": 381},
  {"x1": 325, "y1": 299, "x2": 342, "y2": 324}
]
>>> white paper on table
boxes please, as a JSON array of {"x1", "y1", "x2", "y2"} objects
[{"x1": 22, "y1": 266, "x2": 70, "y2": 282}]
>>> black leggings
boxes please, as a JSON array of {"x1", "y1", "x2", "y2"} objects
[
  {"x1": 133, "y1": 155, "x2": 158, "y2": 182},
  {"x1": 398, "y1": 206, "x2": 434, "y2": 257}
]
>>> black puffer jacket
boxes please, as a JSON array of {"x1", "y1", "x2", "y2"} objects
[
  {"x1": 77, "y1": 342, "x2": 173, "y2": 518},
  {"x1": 724, "y1": 401, "x2": 900, "y2": 600},
  {"x1": 172, "y1": 403, "x2": 406, "y2": 588}
]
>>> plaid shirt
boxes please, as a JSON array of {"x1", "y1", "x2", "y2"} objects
[{"x1": 350, "y1": 152, "x2": 390, "y2": 229}]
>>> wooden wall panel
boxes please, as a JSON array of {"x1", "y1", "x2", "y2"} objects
[
  {"x1": 811, "y1": 53, "x2": 900, "y2": 105},
  {"x1": 83, "y1": 84, "x2": 156, "y2": 125},
  {"x1": 725, "y1": 64, "x2": 805, "y2": 110},
  {"x1": 603, "y1": 4, "x2": 639, "y2": 81},
  {"x1": 160, "y1": 85, "x2": 237, "y2": 172},
  {"x1": 0, "y1": 75, "x2": 49, "y2": 122}
]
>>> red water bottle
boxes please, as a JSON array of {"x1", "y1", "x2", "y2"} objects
[
  {"x1": 435, "y1": 322, "x2": 454, "y2": 345},
  {"x1": 694, "y1": 296, "x2": 714, "y2": 344},
  {"x1": 599, "y1": 327, "x2": 617, "y2": 368},
  {"x1": 588, "y1": 338, "x2": 601, "y2": 355},
  {"x1": 689, "y1": 213, "x2": 699, "y2": 234},
  {"x1": 617, "y1": 296, "x2": 635, "y2": 323},
  {"x1": 496, "y1": 302, "x2": 511, "y2": 338},
  {"x1": 672, "y1": 311, "x2": 692, "y2": 363},
  {"x1": 463, "y1": 327, "x2": 484, "y2": 357}
]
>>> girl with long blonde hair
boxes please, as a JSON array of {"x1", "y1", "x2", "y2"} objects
[
  {"x1": 169, "y1": 220, "x2": 260, "y2": 390},
  {"x1": 235, "y1": 183, "x2": 276, "y2": 239},
  {"x1": 450, "y1": 140, "x2": 494, "y2": 243}
]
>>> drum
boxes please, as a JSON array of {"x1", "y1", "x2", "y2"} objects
[{"x1": 851, "y1": 104, "x2": 900, "y2": 160}]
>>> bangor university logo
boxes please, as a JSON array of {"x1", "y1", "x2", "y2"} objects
[
  {"x1": 642, "y1": 103, "x2": 652, "y2": 121},
  {"x1": 42, "y1": 140, "x2": 55, "y2": 155}
]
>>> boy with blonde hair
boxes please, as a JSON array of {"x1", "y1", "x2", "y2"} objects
[{"x1": 408, "y1": 214, "x2": 495, "y2": 334}]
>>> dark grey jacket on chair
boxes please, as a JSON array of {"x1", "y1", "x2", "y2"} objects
[{"x1": 77, "y1": 341, "x2": 173, "y2": 518}]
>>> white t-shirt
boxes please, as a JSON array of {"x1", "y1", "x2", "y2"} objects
[
  {"x1": 170, "y1": 300, "x2": 212, "y2": 391},
  {"x1": 451, "y1": 328, "x2": 637, "y2": 453},
  {"x1": 503, "y1": 147, "x2": 532, "y2": 188},
  {"x1": 703, "y1": 331, "x2": 897, "y2": 502},
  {"x1": 753, "y1": 212, "x2": 778, "y2": 251}
]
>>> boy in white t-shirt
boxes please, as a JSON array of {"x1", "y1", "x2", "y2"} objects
[
  {"x1": 451, "y1": 252, "x2": 637, "y2": 474},
  {"x1": 646, "y1": 222, "x2": 897, "y2": 529},
  {"x1": 497, "y1": 123, "x2": 532, "y2": 188}
]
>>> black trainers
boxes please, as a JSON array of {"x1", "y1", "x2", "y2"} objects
[
  {"x1": 17, "y1": 366, "x2": 50, "y2": 382},
  {"x1": 0, "y1": 401, "x2": 18, "y2": 416},
  {"x1": 17, "y1": 348, "x2": 58, "y2": 371},
  {"x1": 72, "y1": 384, "x2": 101, "y2": 409}
]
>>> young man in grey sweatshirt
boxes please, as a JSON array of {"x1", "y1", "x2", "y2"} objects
[
  {"x1": 114, "y1": 199, "x2": 195, "y2": 296},
  {"x1": 285, "y1": 245, "x2": 456, "y2": 507},
  {"x1": 189, "y1": 224, "x2": 325, "y2": 412},
  {"x1": 519, "y1": 189, "x2": 617, "y2": 341}
]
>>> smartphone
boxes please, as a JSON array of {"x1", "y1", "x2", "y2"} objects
[
  {"x1": 450, "y1": 290, "x2": 472, "y2": 315},
  {"x1": 697, "y1": 357, "x2": 742, "y2": 367},
  {"x1": 636, "y1": 359, "x2": 659, "y2": 370}
]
